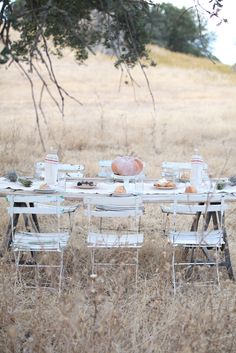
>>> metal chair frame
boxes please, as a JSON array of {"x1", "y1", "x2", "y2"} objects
[
  {"x1": 98, "y1": 160, "x2": 113, "y2": 177},
  {"x1": 34, "y1": 162, "x2": 82, "y2": 231},
  {"x1": 167, "y1": 194, "x2": 228, "y2": 293},
  {"x1": 160, "y1": 161, "x2": 209, "y2": 236},
  {"x1": 35, "y1": 161, "x2": 85, "y2": 179},
  {"x1": 84, "y1": 195, "x2": 144, "y2": 285},
  {"x1": 7, "y1": 194, "x2": 70, "y2": 294},
  {"x1": 161, "y1": 161, "x2": 208, "y2": 179}
]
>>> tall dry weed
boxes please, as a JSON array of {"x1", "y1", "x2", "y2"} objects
[{"x1": 0, "y1": 49, "x2": 236, "y2": 352}]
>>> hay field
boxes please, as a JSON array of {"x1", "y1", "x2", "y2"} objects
[{"x1": 0, "y1": 46, "x2": 236, "y2": 352}]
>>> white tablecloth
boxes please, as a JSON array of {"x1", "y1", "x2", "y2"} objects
[{"x1": 1, "y1": 177, "x2": 236, "y2": 196}]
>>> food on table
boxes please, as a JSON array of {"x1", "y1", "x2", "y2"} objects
[
  {"x1": 154, "y1": 178, "x2": 176, "y2": 188},
  {"x1": 185, "y1": 185, "x2": 197, "y2": 193},
  {"x1": 114, "y1": 185, "x2": 127, "y2": 194},
  {"x1": 18, "y1": 178, "x2": 32, "y2": 187},
  {"x1": 77, "y1": 181, "x2": 95, "y2": 187},
  {"x1": 39, "y1": 183, "x2": 51, "y2": 190},
  {"x1": 111, "y1": 156, "x2": 143, "y2": 176},
  {"x1": 6, "y1": 170, "x2": 18, "y2": 182},
  {"x1": 216, "y1": 182, "x2": 225, "y2": 190},
  {"x1": 229, "y1": 176, "x2": 236, "y2": 186}
]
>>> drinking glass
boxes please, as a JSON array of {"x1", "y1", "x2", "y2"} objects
[{"x1": 57, "y1": 172, "x2": 66, "y2": 191}]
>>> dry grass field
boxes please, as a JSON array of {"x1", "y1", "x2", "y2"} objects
[{"x1": 0, "y1": 45, "x2": 236, "y2": 352}]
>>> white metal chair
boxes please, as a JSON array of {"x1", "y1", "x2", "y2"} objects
[
  {"x1": 161, "y1": 161, "x2": 208, "y2": 180},
  {"x1": 35, "y1": 161, "x2": 85, "y2": 179},
  {"x1": 84, "y1": 195, "x2": 144, "y2": 285},
  {"x1": 160, "y1": 161, "x2": 209, "y2": 235},
  {"x1": 98, "y1": 160, "x2": 113, "y2": 177},
  {"x1": 7, "y1": 194, "x2": 70, "y2": 293},
  {"x1": 167, "y1": 194, "x2": 227, "y2": 293},
  {"x1": 34, "y1": 162, "x2": 83, "y2": 230}
]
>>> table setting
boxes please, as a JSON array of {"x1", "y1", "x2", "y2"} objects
[{"x1": 0, "y1": 151, "x2": 236, "y2": 200}]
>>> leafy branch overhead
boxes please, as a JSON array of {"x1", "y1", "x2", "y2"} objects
[
  {"x1": 0, "y1": 0, "x2": 151, "y2": 67},
  {"x1": 0, "y1": 1, "x2": 225, "y2": 71}
]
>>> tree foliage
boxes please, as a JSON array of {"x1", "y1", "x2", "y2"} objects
[
  {"x1": 147, "y1": 3, "x2": 215, "y2": 57},
  {"x1": 0, "y1": 0, "x2": 151, "y2": 67},
  {"x1": 0, "y1": 0, "x2": 227, "y2": 68}
]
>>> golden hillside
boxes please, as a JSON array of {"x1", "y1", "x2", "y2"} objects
[{"x1": 0, "y1": 45, "x2": 235, "y2": 176}]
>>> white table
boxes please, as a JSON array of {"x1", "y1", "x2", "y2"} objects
[{"x1": 0, "y1": 177, "x2": 235, "y2": 280}]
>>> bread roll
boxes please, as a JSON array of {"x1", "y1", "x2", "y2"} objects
[
  {"x1": 154, "y1": 179, "x2": 176, "y2": 188},
  {"x1": 39, "y1": 183, "x2": 50, "y2": 190},
  {"x1": 185, "y1": 185, "x2": 197, "y2": 193},
  {"x1": 114, "y1": 185, "x2": 126, "y2": 194}
]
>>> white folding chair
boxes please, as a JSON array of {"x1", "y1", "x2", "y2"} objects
[
  {"x1": 161, "y1": 161, "x2": 191, "y2": 177},
  {"x1": 84, "y1": 195, "x2": 144, "y2": 285},
  {"x1": 34, "y1": 162, "x2": 83, "y2": 230},
  {"x1": 160, "y1": 161, "x2": 208, "y2": 235},
  {"x1": 161, "y1": 161, "x2": 208, "y2": 180},
  {"x1": 35, "y1": 161, "x2": 85, "y2": 179},
  {"x1": 167, "y1": 194, "x2": 227, "y2": 293},
  {"x1": 7, "y1": 194, "x2": 70, "y2": 293},
  {"x1": 98, "y1": 160, "x2": 113, "y2": 177}
]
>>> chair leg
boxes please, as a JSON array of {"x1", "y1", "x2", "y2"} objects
[
  {"x1": 59, "y1": 251, "x2": 64, "y2": 295},
  {"x1": 135, "y1": 249, "x2": 139, "y2": 289},
  {"x1": 14, "y1": 250, "x2": 21, "y2": 289},
  {"x1": 68, "y1": 213, "x2": 73, "y2": 232},
  {"x1": 172, "y1": 247, "x2": 177, "y2": 295},
  {"x1": 35, "y1": 263, "x2": 40, "y2": 288},
  {"x1": 91, "y1": 249, "x2": 96, "y2": 275},
  {"x1": 215, "y1": 247, "x2": 220, "y2": 288}
]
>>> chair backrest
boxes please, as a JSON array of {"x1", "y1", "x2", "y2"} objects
[
  {"x1": 98, "y1": 160, "x2": 113, "y2": 177},
  {"x1": 170, "y1": 194, "x2": 227, "y2": 231},
  {"x1": 84, "y1": 195, "x2": 144, "y2": 218},
  {"x1": 6, "y1": 194, "x2": 67, "y2": 245},
  {"x1": 161, "y1": 161, "x2": 208, "y2": 179},
  {"x1": 35, "y1": 162, "x2": 84, "y2": 178},
  {"x1": 85, "y1": 195, "x2": 144, "y2": 250},
  {"x1": 161, "y1": 161, "x2": 191, "y2": 171},
  {"x1": 7, "y1": 194, "x2": 65, "y2": 216}
]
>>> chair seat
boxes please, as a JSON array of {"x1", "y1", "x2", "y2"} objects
[
  {"x1": 36, "y1": 203, "x2": 79, "y2": 214},
  {"x1": 85, "y1": 208, "x2": 143, "y2": 218},
  {"x1": 12, "y1": 231, "x2": 69, "y2": 251},
  {"x1": 161, "y1": 205, "x2": 197, "y2": 215},
  {"x1": 87, "y1": 232, "x2": 144, "y2": 248},
  {"x1": 169, "y1": 230, "x2": 224, "y2": 247}
]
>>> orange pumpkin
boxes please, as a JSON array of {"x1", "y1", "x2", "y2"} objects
[{"x1": 111, "y1": 156, "x2": 143, "y2": 176}]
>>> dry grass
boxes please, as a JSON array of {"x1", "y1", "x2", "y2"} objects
[{"x1": 0, "y1": 46, "x2": 236, "y2": 352}]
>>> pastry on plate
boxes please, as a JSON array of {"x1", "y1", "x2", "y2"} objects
[
  {"x1": 154, "y1": 178, "x2": 176, "y2": 188},
  {"x1": 185, "y1": 185, "x2": 197, "y2": 193},
  {"x1": 39, "y1": 183, "x2": 51, "y2": 190},
  {"x1": 114, "y1": 185, "x2": 127, "y2": 194}
]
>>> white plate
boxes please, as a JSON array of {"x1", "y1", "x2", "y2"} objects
[
  {"x1": 34, "y1": 189, "x2": 56, "y2": 194},
  {"x1": 111, "y1": 193, "x2": 133, "y2": 197},
  {"x1": 153, "y1": 186, "x2": 176, "y2": 190}
]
